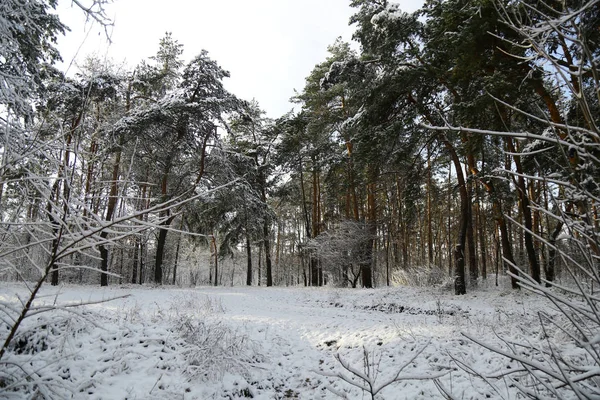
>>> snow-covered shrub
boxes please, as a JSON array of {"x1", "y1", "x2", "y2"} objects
[
  {"x1": 167, "y1": 293, "x2": 263, "y2": 381},
  {"x1": 175, "y1": 316, "x2": 260, "y2": 380},
  {"x1": 320, "y1": 343, "x2": 446, "y2": 399},
  {"x1": 391, "y1": 264, "x2": 451, "y2": 287},
  {"x1": 0, "y1": 309, "x2": 94, "y2": 398},
  {"x1": 308, "y1": 220, "x2": 374, "y2": 288}
]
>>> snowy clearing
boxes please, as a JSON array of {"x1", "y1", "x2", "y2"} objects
[{"x1": 0, "y1": 282, "x2": 559, "y2": 399}]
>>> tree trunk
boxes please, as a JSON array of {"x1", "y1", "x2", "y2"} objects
[
  {"x1": 154, "y1": 153, "x2": 175, "y2": 285},
  {"x1": 386, "y1": 229, "x2": 391, "y2": 286},
  {"x1": 212, "y1": 234, "x2": 218, "y2": 286},
  {"x1": 427, "y1": 144, "x2": 434, "y2": 265},
  {"x1": 246, "y1": 235, "x2": 253, "y2": 286},
  {"x1": 439, "y1": 134, "x2": 468, "y2": 295},
  {"x1": 466, "y1": 191, "x2": 478, "y2": 285},
  {"x1": 132, "y1": 237, "x2": 139, "y2": 284},
  {"x1": 362, "y1": 164, "x2": 378, "y2": 289},
  {"x1": 476, "y1": 190, "x2": 487, "y2": 280},
  {"x1": 311, "y1": 166, "x2": 321, "y2": 286},
  {"x1": 49, "y1": 120, "x2": 76, "y2": 286},
  {"x1": 139, "y1": 239, "x2": 145, "y2": 284},
  {"x1": 447, "y1": 163, "x2": 453, "y2": 275},
  {"x1": 506, "y1": 137, "x2": 540, "y2": 283},
  {"x1": 258, "y1": 245, "x2": 262, "y2": 286},
  {"x1": 155, "y1": 214, "x2": 175, "y2": 284},
  {"x1": 99, "y1": 232, "x2": 110, "y2": 286},
  {"x1": 173, "y1": 232, "x2": 181, "y2": 285},
  {"x1": 100, "y1": 146, "x2": 122, "y2": 287},
  {"x1": 264, "y1": 223, "x2": 273, "y2": 287},
  {"x1": 47, "y1": 181, "x2": 61, "y2": 286}
]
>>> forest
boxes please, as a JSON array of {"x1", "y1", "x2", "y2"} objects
[{"x1": 1, "y1": 0, "x2": 600, "y2": 398}]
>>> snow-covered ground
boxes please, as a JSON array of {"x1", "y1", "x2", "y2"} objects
[{"x1": 0, "y1": 281, "x2": 557, "y2": 399}]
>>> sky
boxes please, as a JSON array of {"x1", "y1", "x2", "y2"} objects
[{"x1": 56, "y1": 0, "x2": 422, "y2": 118}]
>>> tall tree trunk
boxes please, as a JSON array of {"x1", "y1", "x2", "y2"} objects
[
  {"x1": 447, "y1": 163, "x2": 453, "y2": 275},
  {"x1": 275, "y1": 222, "x2": 282, "y2": 284},
  {"x1": 172, "y1": 230, "x2": 182, "y2": 285},
  {"x1": 154, "y1": 214, "x2": 175, "y2": 284},
  {"x1": 463, "y1": 144, "x2": 478, "y2": 285},
  {"x1": 258, "y1": 245, "x2": 262, "y2": 286},
  {"x1": 298, "y1": 158, "x2": 314, "y2": 286},
  {"x1": 311, "y1": 166, "x2": 320, "y2": 286},
  {"x1": 466, "y1": 190, "x2": 478, "y2": 285},
  {"x1": 439, "y1": 134, "x2": 468, "y2": 295},
  {"x1": 427, "y1": 144, "x2": 434, "y2": 265},
  {"x1": 362, "y1": 164, "x2": 378, "y2": 289},
  {"x1": 49, "y1": 115, "x2": 78, "y2": 286},
  {"x1": 99, "y1": 231, "x2": 110, "y2": 286},
  {"x1": 154, "y1": 155, "x2": 174, "y2": 285},
  {"x1": 139, "y1": 240, "x2": 145, "y2": 284},
  {"x1": 506, "y1": 137, "x2": 540, "y2": 283},
  {"x1": 100, "y1": 143, "x2": 122, "y2": 287},
  {"x1": 246, "y1": 235, "x2": 253, "y2": 286},
  {"x1": 477, "y1": 197, "x2": 488, "y2": 280},
  {"x1": 47, "y1": 180, "x2": 61, "y2": 286},
  {"x1": 212, "y1": 234, "x2": 218, "y2": 286},
  {"x1": 131, "y1": 237, "x2": 139, "y2": 284},
  {"x1": 264, "y1": 222, "x2": 273, "y2": 287}
]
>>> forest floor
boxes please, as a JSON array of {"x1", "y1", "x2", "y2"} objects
[{"x1": 0, "y1": 280, "x2": 557, "y2": 399}]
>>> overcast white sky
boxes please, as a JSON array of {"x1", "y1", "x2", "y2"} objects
[{"x1": 56, "y1": 0, "x2": 422, "y2": 118}]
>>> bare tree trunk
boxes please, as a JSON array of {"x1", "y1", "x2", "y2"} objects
[
  {"x1": 439, "y1": 135, "x2": 468, "y2": 295},
  {"x1": 275, "y1": 221, "x2": 282, "y2": 283},
  {"x1": 427, "y1": 144, "x2": 434, "y2": 265},
  {"x1": 47, "y1": 180, "x2": 61, "y2": 286},
  {"x1": 263, "y1": 222, "x2": 273, "y2": 287},
  {"x1": 506, "y1": 137, "x2": 540, "y2": 283},
  {"x1": 477, "y1": 197, "x2": 487, "y2": 280},
  {"x1": 311, "y1": 166, "x2": 320, "y2": 286},
  {"x1": 386, "y1": 229, "x2": 391, "y2": 286},
  {"x1": 172, "y1": 228, "x2": 182, "y2": 285},
  {"x1": 154, "y1": 154, "x2": 175, "y2": 285},
  {"x1": 155, "y1": 214, "x2": 175, "y2": 285},
  {"x1": 246, "y1": 235, "x2": 253, "y2": 286},
  {"x1": 132, "y1": 237, "x2": 139, "y2": 284},
  {"x1": 447, "y1": 163, "x2": 453, "y2": 275},
  {"x1": 100, "y1": 133, "x2": 123, "y2": 286},
  {"x1": 258, "y1": 244, "x2": 262, "y2": 286},
  {"x1": 139, "y1": 240, "x2": 145, "y2": 284},
  {"x1": 210, "y1": 235, "x2": 218, "y2": 286},
  {"x1": 466, "y1": 191, "x2": 478, "y2": 285},
  {"x1": 362, "y1": 164, "x2": 378, "y2": 289}
]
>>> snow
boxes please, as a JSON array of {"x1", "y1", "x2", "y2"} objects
[{"x1": 0, "y1": 282, "x2": 565, "y2": 399}]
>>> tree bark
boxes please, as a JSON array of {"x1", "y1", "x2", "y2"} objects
[
  {"x1": 311, "y1": 166, "x2": 320, "y2": 286},
  {"x1": 172, "y1": 231, "x2": 181, "y2": 285},
  {"x1": 131, "y1": 237, "x2": 139, "y2": 284},
  {"x1": 506, "y1": 137, "x2": 540, "y2": 283},
  {"x1": 264, "y1": 223, "x2": 273, "y2": 287},
  {"x1": 246, "y1": 235, "x2": 253, "y2": 286},
  {"x1": 427, "y1": 144, "x2": 434, "y2": 265},
  {"x1": 212, "y1": 234, "x2": 218, "y2": 286},
  {"x1": 439, "y1": 135, "x2": 468, "y2": 295},
  {"x1": 154, "y1": 214, "x2": 175, "y2": 285},
  {"x1": 100, "y1": 144, "x2": 122, "y2": 287},
  {"x1": 362, "y1": 164, "x2": 378, "y2": 289}
]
